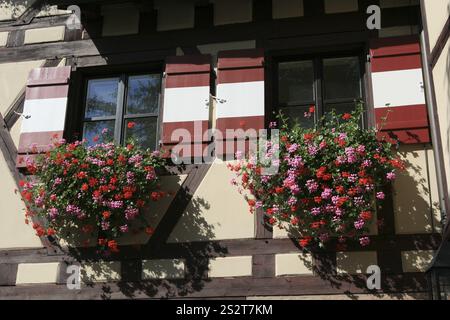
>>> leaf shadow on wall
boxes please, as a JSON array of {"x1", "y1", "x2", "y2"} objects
[
  {"x1": 280, "y1": 146, "x2": 439, "y2": 299},
  {"x1": 70, "y1": 165, "x2": 229, "y2": 299}
]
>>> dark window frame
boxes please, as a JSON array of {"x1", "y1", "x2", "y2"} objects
[
  {"x1": 271, "y1": 49, "x2": 368, "y2": 128},
  {"x1": 64, "y1": 61, "x2": 165, "y2": 150}
]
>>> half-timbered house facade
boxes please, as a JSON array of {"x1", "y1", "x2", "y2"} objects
[{"x1": 0, "y1": 0, "x2": 449, "y2": 299}]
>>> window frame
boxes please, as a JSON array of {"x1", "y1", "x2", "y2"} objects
[
  {"x1": 80, "y1": 70, "x2": 163, "y2": 150},
  {"x1": 272, "y1": 50, "x2": 367, "y2": 128}
]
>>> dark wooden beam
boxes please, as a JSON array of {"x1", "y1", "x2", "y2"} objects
[
  {"x1": 0, "y1": 14, "x2": 69, "y2": 32},
  {"x1": 0, "y1": 264, "x2": 18, "y2": 286},
  {"x1": 303, "y1": 0, "x2": 325, "y2": 16},
  {"x1": 0, "y1": 6, "x2": 421, "y2": 64},
  {"x1": 0, "y1": 113, "x2": 21, "y2": 189},
  {"x1": 0, "y1": 233, "x2": 441, "y2": 264},
  {"x1": 430, "y1": 14, "x2": 450, "y2": 68},
  {"x1": 253, "y1": 0, "x2": 272, "y2": 22},
  {"x1": 0, "y1": 272, "x2": 428, "y2": 299},
  {"x1": 6, "y1": 30, "x2": 25, "y2": 47},
  {"x1": 13, "y1": 0, "x2": 46, "y2": 26},
  {"x1": 194, "y1": 3, "x2": 214, "y2": 29}
]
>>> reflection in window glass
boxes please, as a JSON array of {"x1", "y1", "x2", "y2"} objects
[
  {"x1": 83, "y1": 120, "x2": 115, "y2": 146},
  {"x1": 324, "y1": 102, "x2": 357, "y2": 116},
  {"x1": 85, "y1": 78, "x2": 119, "y2": 118},
  {"x1": 278, "y1": 60, "x2": 314, "y2": 105},
  {"x1": 124, "y1": 118, "x2": 158, "y2": 151},
  {"x1": 126, "y1": 75, "x2": 161, "y2": 115},
  {"x1": 280, "y1": 105, "x2": 315, "y2": 129},
  {"x1": 323, "y1": 57, "x2": 361, "y2": 100}
]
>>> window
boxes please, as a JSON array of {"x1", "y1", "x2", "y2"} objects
[
  {"x1": 82, "y1": 73, "x2": 162, "y2": 150},
  {"x1": 276, "y1": 55, "x2": 363, "y2": 127}
]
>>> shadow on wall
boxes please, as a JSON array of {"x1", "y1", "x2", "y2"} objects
[
  {"x1": 447, "y1": 8, "x2": 450, "y2": 174},
  {"x1": 68, "y1": 166, "x2": 228, "y2": 299},
  {"x1": 393, "y1": 145, "x2": 440, "y2": 234},
  {"x1": 280, "y1": 145, "x2": 439, "y2": 300},
  {"x1": 0, "y1": 0, "x2": 56, "y2": 19}
]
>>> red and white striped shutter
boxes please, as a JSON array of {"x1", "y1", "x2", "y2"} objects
[
  {"x1": 161, "y1": 55, "x2": 211, "y2": 158},
  {"x1": 370, "y1": 36, "x2": 430, "y2": 144},
  {"x1": 215, "y1": 49, "x2": 265, "y2": 156},
  {"x1": 16, "y1": 66, "x2": 72, "y2": 168}
]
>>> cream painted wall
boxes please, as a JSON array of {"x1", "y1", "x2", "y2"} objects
[
  {"x1": 432, "y1": 40, "x2": 450, "y2": 205},
  {"x1": 101, "y1": 4, "x2": 140, "y2": 36},
  {"x1": 168, "y1": 159, "x2": 255, "y2": 242},
  {"x1": 423, "y1": 0, "x2": 450, "y2": 49},
  {"x1": 0, "y1": 2, "x2": 69, "y2": 21},
  {"x1": 0, "y1": 60, "x2": 45, "y2": 115},
  {"x1": 394, "y1": 145, "x2": 441, "y2": 234},
  {"x1": 0, "y1": 151, "x2": 42, "y2": 249}
]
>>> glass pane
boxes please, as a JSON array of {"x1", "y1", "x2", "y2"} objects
[
  {"x1": 280, "y1": 106, "x2": 315, "y2": 129},
  {"x1": 278, "y1": 60, "x2": 314, "y2": 105},
  {"x1": 323, "y1": 57, "x2": 361, "y2": 100},
  {"x1": 83, "y1": 121, "x2": 115, "y2": 146},
  {"x1": 126, "y1": 74, "x2": 161, "y2": 115},
  {"x1": 85, "y1": 78, "x2": 119, "y2": 118},
  {"x1": 324, "y1": 102, "x2": 357, "y2": 117},
  {"x1": 124, "y1": 118, "x2": 158, "y2": 150}
]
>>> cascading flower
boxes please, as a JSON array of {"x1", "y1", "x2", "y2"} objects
[
  {"x1": 229, "y1": 104, "x2": 404, "y2": 249},
  {"x1": 19, "y1": 137, "x2": 165, "y2": 255}
]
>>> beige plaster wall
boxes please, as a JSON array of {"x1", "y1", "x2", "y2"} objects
[
  {"x1": 101, "y1": 3, "x2": 140, "y2": 37},
  {"x1": 0, "y1": 151, "x2": 42, "y2": 249},
  {"x1": 272, "y1": 0, "x2": 304, "y2": 19},
  {"x1": 212, "y1": 0, "x2": 253, "y2": 26},
  {"x1": 24, "y1": 26, "x2": 66, "y2": 44},
  {"x1": 324, "y1": 0, "x2": 358, "y2": 14},
  {"x1": 0, "y1": 2, "x2": 69, "y2": 21},
  {"x1": 168, "y1": 159, "x2": 255, "y2": 242},
  {"x1": 0, "y1": 31, "x2": 8, "y2": 46},
  {"x1": 208, "y1": 256, "x2": 253, "y2": 278},
  {"x1": 401, "y1": 250, "x2": 435, "y2": 272},
  {"x1": 336, "y1": 251, "x2": 378, "y2": 274},
  {"x1": 15, "y1": 262, "x2": 60, "y2": 284},
  {"x1": 275, "y1": 253, "x2": 313, "y2": 276},
  {"x1": 0, "y1": 60, "x2": 45, "y2": 115},
  {"x1": 423, "y1": 0, "x2": 450, "y2": 49},
  {"x1": 431, "y1": 40, "x2": 450, "y2": 207},
  {"x1": 142, "y1": 259, "x2": 185, "y2": 279},
  {"x1": 393, "y1": 145, "x2": 441, "y2": 234}
]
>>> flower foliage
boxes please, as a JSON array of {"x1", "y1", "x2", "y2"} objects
[
  {"x1": 229, "y1": 105, "x2": 405, "y2": 249},
  {"x1": 20, "y1": 138, "x2": 165, "y2": 254}
]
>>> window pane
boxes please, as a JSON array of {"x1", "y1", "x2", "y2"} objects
[
  {"x1": 83, "y1": 121, "x2": 115, "y2": 146},
  {"x1": 124, "y1": 118, "x2": 158, "y2": 150},
  {"x1": 278, "y1": 60, "x2": 314, "y2": 105},
  {"x1": 280, "y1": 106, "x2": 315, "y2": 129},
  {"x1": 126, "y1": 74, "x2": 161, "y2": 115},
  {"x1": 85, "y1": 78, "x2": 119, "y2": 118},
  {"x1": 323, "y1": 57, "x2": 361, "y2": 100},
  {"x1": 324, "y1": 102, "x2": 357, "y2": 117}
]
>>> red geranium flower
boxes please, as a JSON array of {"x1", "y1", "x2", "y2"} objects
[
  {"x1": 342, "y1": 113, "x2": 352, "y2": 120},
  {"x1": 108, "y1": 240, "x2": 119, "y2": 253},
  {"x1": 127, "y1": 121, "x2": 136, "y2": 129},
  {"x1": 299, "y1": 236, "x2": 312, "y2": 247}
]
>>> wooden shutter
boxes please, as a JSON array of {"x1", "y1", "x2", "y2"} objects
[
  {"x1": 370, "y1": 36, "x2": 430, "y2": 144},
  {"x1": 16, "y1": 66, "x2": 71, "y2": 168},
  {"x1": 161, "y1": 54, "x2": 211, "y2": 159},
  {"x1": 215, "y1": 49, "x2": 265, "y2": 156}
]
